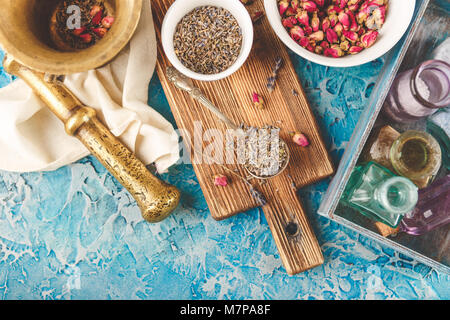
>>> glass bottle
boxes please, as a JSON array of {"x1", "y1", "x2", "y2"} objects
[
  {"x1": 390, "y1": 130, "x2": 442, "y2": 188},
  {"x1": 383, "y1": 60, "x2": 450, "y2": 123},
  {"x1": 426, "y1": 108, "x2": 449, "y2": 171},
  {"x1": 361, "y1": 125, "x2": 400, "y2": 172},
  {"x1": 400, "y1": 174, "x2": 450, "y2": 236},
  {"x1": 341, "y1": 162, "x2": 418, "y2": 228}
]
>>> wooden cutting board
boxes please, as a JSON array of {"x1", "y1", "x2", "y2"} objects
[{"x1": 152, "y1": 0, "x2": 334, "y2": 274}]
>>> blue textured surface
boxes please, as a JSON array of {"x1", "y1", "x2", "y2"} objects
[{"x1": 0, "y1": 46, "x2": 449, "y2": 300}]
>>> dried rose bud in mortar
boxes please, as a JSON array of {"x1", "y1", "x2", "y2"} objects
[
  {"x1": 277, "y1": 0, "x2": 388, "y2": 58},
  {"x1": 51, "y1": 1, "x2": 115, "y2": 51}
]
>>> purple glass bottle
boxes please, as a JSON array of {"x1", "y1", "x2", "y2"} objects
[
  {"x1": 383, "y1": 60, "x2": 450, "y2": 123},
  {"x1": 400, "y1": 174, "x2": 450, "y2": 236}
]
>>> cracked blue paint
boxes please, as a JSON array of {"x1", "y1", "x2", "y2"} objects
[{"x1": 0, "y1": 47, "x2": 449, "y2": 300}]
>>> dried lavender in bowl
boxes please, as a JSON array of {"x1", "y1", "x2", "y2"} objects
[{"x1": 173, "y1": 6, "x2": 243, "y2": 75}]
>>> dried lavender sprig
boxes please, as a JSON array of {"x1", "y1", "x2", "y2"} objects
[
  {"x1": 267, "y1": 56, "x2": 283, "y2": 92},
  {"x1": 250, "y1": 187, "x2": 268, "y2": 206}
]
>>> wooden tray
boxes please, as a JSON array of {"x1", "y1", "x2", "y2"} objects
[{"x1": 152, "y1": 0, "x2": 334, "y2": 274}]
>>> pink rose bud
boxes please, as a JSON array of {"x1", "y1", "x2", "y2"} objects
[
  {"x1": 290, "y1": 25, "x2": 305, "y2": 40},
  {"x1": 327, "y1": 5, "x2": 342, "y2": 15},
  {"x1": 334, "y1": 22, "x2": 344, "y2": 35},
  {"x1": 338, "y1": 0, "x2": 349, "y2": 8},
  {"x1": 296, "y1": 10, "x2": 310, "y2": 26},
  {"x1": 302, "y1": 1, "x2": 318, "y2": 13},
  {"x1": 298, "y1": 37, "x2": 310, "y2": 48},
  {"x1": 309, "y1": 30, "x2": 324, "y2": 41},
  {"x1": 311, "y1": 13, "x2": 320, "y2": 31},
  {"x1": 343, "y1": 30, "x2": 358, "y2": 42},
  {"x1": 279, "y1": 0, "x2": 289, "y2": 16},
  {"x1": 356, "y1": 10, "x2": 367, "y2": 24},
  {"x1": 282, "y1": 17, "x2": 296, "y2": 28},
  {"x1": 92, "y1": 27, "x2": 107, "y2": 38},
  {"x1": 348, "y1": 4, "x2": 360, "y2": 11},
  {"x1": 285, "y1": 6, "x2": 297, "y2": 16},
  {"x1": 80, "y1": 33, "x2": 93, "y2": 43},
  {"x1": 326, "y1": 28, "x2": 339, "y2": 43},
  {"x1": 101, "y1": 16, "x2": 115, "y2": 28},
  {"x1": 292, "y1": 132, "x2": 310, "y2": 147},
  {"x1": 214, "y1": 174, "x2": 228, "y2": 187},
  {"x1": 90, "y1": 5, "x2": 102, "y2": 17},
  {"x1": 361, "y1": 30, "x2": 378, "y2": 48},
  {"x1": 338, "y1": 11, "x2": 350, "y2": 30},
  {"x1": 329, "y1": 13, "x2": 338, "y2": 27},
  {"x1": 304, "y1": 26, "x2": 313, "y2": 35},
  {"x1": 320, "y1": 40, "x2": 330, "y2": 48},
  {"x1": 349, "y1": 45, "x2": 363, "y2": 54},
  {"x1": 290, "y1": 0, "x2": 299, "y2": 10},
  {"x1": 91, "y1": 10, "x2": 103, "y2": 25},
  {"x1": 347, "y1": 10, "x2": 359, "y2": 31},
  {"x1": 366, "y1": 5, "x2": 386, "y2": 30},
  {"x1": 340, "y1": 40, "x2": 350, "y2": 51},
  {"x1": 321, "y1": 17, "x2": 331, "y2": 32},
  {"x1": 324, "y1": 45, "x2": 344, "y2": 58},
  {"x1": 73, "y1": 26, "x2": 87, "y2": 36},
  {"x1": 369, "y1": 0, "x2": 385, "y2": 5},
  {"x1": 252, "y1": 92, "x2": 264, "y2": 109},
  {"x1": 359, "y1": 1, "x2": 369, "y2": 12}
]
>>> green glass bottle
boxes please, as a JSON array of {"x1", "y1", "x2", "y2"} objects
[{"x1": 341, "y1": 162, "x2": 419, "y2": 228}]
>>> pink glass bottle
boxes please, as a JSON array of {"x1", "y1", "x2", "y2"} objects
[
  {"x1": 383, "y1": 60, "x2": 450, "y2": 122},
  {"x1": 400, "y1": 174, "x2": 450, "y2": 236}
]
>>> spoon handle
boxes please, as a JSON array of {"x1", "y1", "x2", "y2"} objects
[
  {"x1": 166, "y1": 67, "x2": 240, "y2": 130},
  {"x1": 195, "y1": 94, "x2": 240, "y2": 131}
]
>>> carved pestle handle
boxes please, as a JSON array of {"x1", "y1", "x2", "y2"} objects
[{"x1": 4, "y1": 56, "x2": 180, "y2": 223}]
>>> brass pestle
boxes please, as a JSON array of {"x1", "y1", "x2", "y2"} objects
[{"x1": 0, "y1": 0, "x2": 180, "y2": 222}]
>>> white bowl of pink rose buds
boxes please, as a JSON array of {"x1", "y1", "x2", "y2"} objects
[{"x1": 264, "y1": 0, "x2": 415, "y2": 67}]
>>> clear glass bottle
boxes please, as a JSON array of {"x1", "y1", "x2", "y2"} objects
[
  {"x1": 341, "y1": 162, "x2": 418, "y2": 228},
  {"x1": 390, "y1": 130, "x2": 442, "y2": 188},
  {"x1": 383, "y1": 60, "x2": 450, "y2": 123},
  {"x1": 400, "y1": 174, "x2": 450, "y2": 236}
]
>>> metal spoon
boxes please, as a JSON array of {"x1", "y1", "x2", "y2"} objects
[{"x1": 166, "y1": 67, "x2": 289, "y2": 179}]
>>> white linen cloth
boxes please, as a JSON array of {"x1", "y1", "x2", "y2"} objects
[{"x1": 0, "y1": 0, "x2": 179, "y2": 173}]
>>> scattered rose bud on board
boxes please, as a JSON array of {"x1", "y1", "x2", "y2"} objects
[
  {"x1": 214, "y1": 174, "x2": 229, "y2": 187},
  {"x1": 291, "y1": 132, "x2": 310, "y2": 147},
  {"x1": 252, "y1": 92, "x2": 265, "y2": 109},
  {"x1": 278, "y1": 0, "x2": 388, "y2": 58}
]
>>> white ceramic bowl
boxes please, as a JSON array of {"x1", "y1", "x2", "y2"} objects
[
  {"x1": 263, "y1": 0, "x2": 416, "y2": 67},
  {"x1": 161, "y1": 0, "x2": 254, "y2": 81}
]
